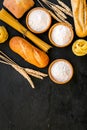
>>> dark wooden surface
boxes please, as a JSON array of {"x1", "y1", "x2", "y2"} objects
[{"x1": 0, "y1": 0, "x2": 87, "y2": 130}]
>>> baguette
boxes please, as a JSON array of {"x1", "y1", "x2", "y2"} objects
[
  {"x1": 9, "y1": 37, "x2": 49, "y2": 68},
  {"x1": 71, "y1": 0, "x2": 87, "y2": 37},
  {"x1": 3, "y1": 0, "x2": 34, "y2": 18}
]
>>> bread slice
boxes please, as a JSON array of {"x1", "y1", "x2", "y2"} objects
[{"x1": 3, "y1": 0, "x2": 34, "y2": 18}]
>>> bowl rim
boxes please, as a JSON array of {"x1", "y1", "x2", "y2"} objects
[
  {"x1": 26, "y1": 7, "x2": 52, "y2": 34},
  {"x1": 48, "y1": 59, "x2": 74, "y2": 84},
  {"x1": 48, "y1": 22, "x2": 74, "y2": 47}
]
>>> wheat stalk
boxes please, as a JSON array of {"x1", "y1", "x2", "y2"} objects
[
  {"x1": 25, "y1": 68, "x2": 48, "y2": 77},
  {"x1": 37, "y1": 0, "x2": 63, "y2": 22},
  {"x1": 0, "y1": 51, "x2": 48, "y2": 88},
  {"x1": 57, "y1": 0, "x2": 71, "y2": 12},
  {"x1": 12, "y1": 64, "x2": 35, "y2": 88},
  {"x1": 51, "y1": 5, "x2": 67, "y2": 19},
  {"x1": 37, "y1": 0, "x2": 73, "y2": 26},
  {"x1": 55, "y1": 5, "x2": 73, "y2": 17},
  {"x1": 43, "y1": 0, "x2": 67, "y2": 19},
  {"x1": 48, "y1": 10, "x2": 63, "y2": 22}
]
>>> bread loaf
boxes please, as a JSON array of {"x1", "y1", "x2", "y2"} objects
[
  {"x1": 9, "y1": 37, "x2": 49, "y2": 68},
  {"x1": 71, "y1": 0, "x2": 87, "y2": 37},
  {"x1": 3, "y1": 0, "x2": 34, "y2": 18}
]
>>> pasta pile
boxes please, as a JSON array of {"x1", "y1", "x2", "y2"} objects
[
  {"x1": 72, "y1": 39, "x2": 87, "y2": 56},
  {"x1": 0, "y1": 8, "x2": 52, "y2": 52}
]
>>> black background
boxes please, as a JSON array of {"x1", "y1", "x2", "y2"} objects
[{"x1": 0, "y1": 0, "x2": 87, "y2": 130}]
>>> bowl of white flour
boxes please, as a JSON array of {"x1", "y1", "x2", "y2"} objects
[
  {"x1": 49, "y1": 22, "x2": 74, "y2": 47},
  {"x1": 26, "y1": 7, "x2": 52, "y2": 34},
  {"x1": 48, "y1": 59, "x2": 74, "y2": 84}
]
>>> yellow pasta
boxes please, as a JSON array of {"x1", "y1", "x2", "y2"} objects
[
  {"x1": 0, "y1": 26, "x2": 8, "y2": 43},
  {"x1": 72, "y1": 39, "x2": 87, "y2": 56},
  {"x1": 0, "y1": 8, "x2": 52, "y2": 52}
]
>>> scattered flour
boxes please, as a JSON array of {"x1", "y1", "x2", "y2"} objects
[
  {"x1": 51, "y1": 61, "x2": 72, "y2": 82},
  {"x1": 28, "y1": 9, "x2": 51, "y2": 32},
  {"x1": 51, "y1": 25, "x2": 72, "y2": 46}
]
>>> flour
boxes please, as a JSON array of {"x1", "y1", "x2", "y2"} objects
[
  {"x1": 51, "y1": 25, "x2": 72, "y2": 46},
  {"x1": 28, "y1": 9, "x2": 51, "y2": 32},
  {"x1": 51, "y1": 61, "x2": 72, "y2": 82}
]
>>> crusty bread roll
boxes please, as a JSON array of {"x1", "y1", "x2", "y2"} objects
[
  {"x1": 9, "y1": 36, "x2": 49, "y2": 68},
  {"x1": 71, "y1": 0, "x2": 87, "y2": 37},
  {"x1": 3, "y1": 0, "x2": 34, "y2": 18}
]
